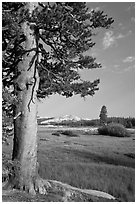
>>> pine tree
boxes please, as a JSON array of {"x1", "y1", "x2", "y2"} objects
[
  {"x1": 2, "y1": 2, "x2": 114, "y2": 194},
  {"x1": 99, "y1": 105, "x2": 108, "y2": 125}
]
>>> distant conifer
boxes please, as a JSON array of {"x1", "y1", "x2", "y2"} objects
[{"x1": 99, "y1": 105, "x2": 108, "y2": 125}]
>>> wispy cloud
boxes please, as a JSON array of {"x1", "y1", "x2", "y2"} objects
[
  {"x1": 94, "y1": 7, "x2": 101, "y2": 11},
  {"x1": 102, "y1": 31, "x2": 126, "y2": 49},
  {"x1": 102, "y1": 30, "x2": 132, "y2": 50},
  {"x1": 114, "y1": 64, "x2": 120, "y2": 68},
  {"x1": 111, "y1": 57, "x2": 135, "y2": 74},
  {"x1": 127, "y1": 30, "x2": 132, "y2": 35},
  {"x1": 118, "y1": 22, "x2": 125, "y2": 30},
  {"x1": 102, "y1": 31, "x2": 115, "y2": 49},
  {"x1": 112, "y1": 64, "x2": 122, "y2": 73},
  {"x1": 126, "y1": 3, "x2": 135, "y2": 11},
  {"x1": 111, "y1": 64, "x2": 135, "y2": 74},
  {"x1": 116, "y1": 33, "x2": 125, "y2": 39},
  {"x1": 124, "y1": 65, "x2": 135, "y2": 72},
  {"x1": 123, "y1": 56, "x2": 135, "y2": 63}
]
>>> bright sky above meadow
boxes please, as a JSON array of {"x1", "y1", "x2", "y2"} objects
[{"x1": 38, "y1": 2, "x2": 135, "y2": 119}]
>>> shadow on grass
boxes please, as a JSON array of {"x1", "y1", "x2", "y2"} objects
[
  {"x1": 38, "y1": 148, "x2": 135, "y2": 202},
  {"x1": 61, "y1": 148, "x2": 135, "y2": 168}
]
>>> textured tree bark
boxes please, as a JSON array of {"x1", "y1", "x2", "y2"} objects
[
  {"x1": 12, "y1": 20, "x2": 38, "y2": 191},
  {"x1": 5, "y1": 3, "x2": 50, "y2": 195}
]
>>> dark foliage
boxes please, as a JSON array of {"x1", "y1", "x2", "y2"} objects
[
  {"x1": 52, "y1": 130, "x2": 79, "y2": 137},
  {"x1": 2, "y1": 2, "x2": 114, "y2": 98},
  {"x1": 2, "y1": 88, "x2": 14, "y2": 144},
  {"x1": 107, "y1": 117, "x2": 135, "y2": 128},
  {"x1": 98, "y1": 123, "x2": 131, "y2": 137},
  {"x1": 99, "y1": 105, "x2": 107, "y2": 125},
  {"x1": 2, "y1": 2, "x2": 114, "y2": 143}
]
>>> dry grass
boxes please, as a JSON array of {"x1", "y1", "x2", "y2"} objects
[
  {"x1": 2, "y1": 126, "x2": 135, "y2": 201},
  {"x1": 39, "y1": 159, "x2": 134, "y2": 201},
  {"x1": 37, "y1": 126, "x2": 135, "y2": 202}
]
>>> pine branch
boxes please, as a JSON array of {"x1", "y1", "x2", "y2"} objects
[
  {"x1": 40, "y1": 35, "x2": 63, "y2": 63},
  {"x1": 39, "y1": 63, "x2": 64, "y2": 84}
]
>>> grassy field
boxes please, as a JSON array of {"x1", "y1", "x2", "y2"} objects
[{"x1": 3, "y1": 126, "x2": 135, "y2": 201}]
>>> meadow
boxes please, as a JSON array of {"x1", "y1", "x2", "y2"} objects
[
  {"x1": 3, "y1": 126, "x2": 135, "y2": 201},
  {"x1": 38, "y1": 126, "x2": 135, "y2": 202}
]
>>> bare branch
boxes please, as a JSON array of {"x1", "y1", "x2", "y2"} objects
[{"x1": 14, "y1": 111, "x2": 21, "y2": 120}]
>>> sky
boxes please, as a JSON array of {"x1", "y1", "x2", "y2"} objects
[{"x1": 38, "y1": 2, "x2": 135, "y2": 119}]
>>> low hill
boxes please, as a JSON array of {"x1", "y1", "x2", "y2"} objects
[{"x1": 38, "y1": 115, "x2": 91, "y2": 125}]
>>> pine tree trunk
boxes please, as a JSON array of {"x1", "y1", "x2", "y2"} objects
[
  {"x1": 12, "y1": 19, "x2": 39, "y2": 190},
  {"x1": 5, "y1": 3, "x2": 50, "y2": 194}
]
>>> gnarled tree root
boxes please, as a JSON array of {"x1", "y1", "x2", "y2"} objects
[
  {"x1": 3, "y1": 177, "x2": 116, "y2": 201},
  {"x1": 48, "y1": 180, "x2": 116, "y2": 201},
  {"x1": 2, "y1": 176, "x2": 51, "y2": 196}
]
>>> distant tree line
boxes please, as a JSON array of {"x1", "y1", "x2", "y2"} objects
[
  {"x1": 39, "y1": 117, "x2": 135, "y2": 128},
  {"x1": 107, "y1": 117, "x2": 135, "y2": 128}
]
